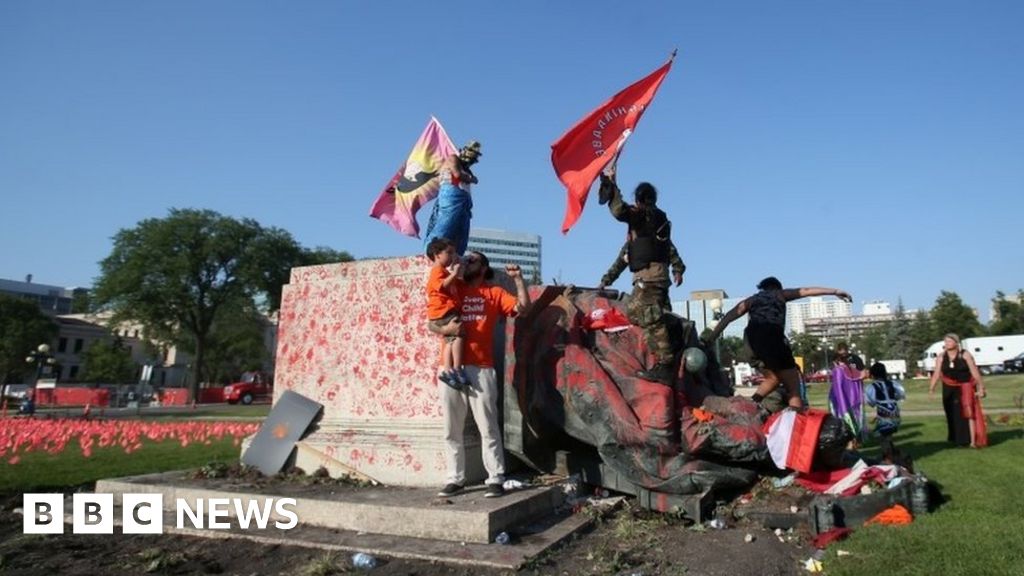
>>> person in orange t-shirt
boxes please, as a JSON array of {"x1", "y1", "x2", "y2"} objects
[
  {"x1": 436, "y1": 250, "x2": 531, "y2": 500},
  {"x1": 425, "y1": 238, "x2": 466, "y2": 389}
]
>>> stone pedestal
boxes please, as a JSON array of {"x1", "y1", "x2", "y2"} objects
[{"x1": 274, "y1": 256, "x2": 483, "y2": 486}]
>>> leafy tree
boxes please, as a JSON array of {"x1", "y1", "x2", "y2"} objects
[
  {"x1": 929, "y1": 291, "x2": 983, "y2": 340},
  {"x1": 854, "y1": 325, "x2": 888, "y2": 364},
  {"x1": 71, "y1": 290, "x2": 93, "y2": 314},
  {"x1": 529, "y1": 269, "x2": 543, "y2": 286},
  {"x1": 715, "y1": 335, "x2": 751, "y2": 368},
  {"x1": 886, "y1": 299, "x2": 914, "y2": 367},
  {"x1": 908, "y1": 311, "x2": 936, "y2": 372},
  {"x1": 788, "y1": 331, "x2": 822, "y2": 371},
  {"x1": 81, "y1": 337, "x2": 136, "y2": 384},
  {"x1": 93, "y1": 208, "x2": 346, "y2": 401},
  {"x1": 175, "y1": 297, "x2": 270, "y2": 385},
  {"x1": 0, "y1": 295, "x2": 58, "y2": 385},
  {"x1": 989, "y1": 290, "x2": 1024, "y2": 335},
  {"x1": 247, "y1": 231, "x2": 353, "y2": 313}
]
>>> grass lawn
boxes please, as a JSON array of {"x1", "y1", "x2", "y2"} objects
[
  {"x1": 805, "y1": 373, "x2": 1024, "y2": 412},
  {"x1": 140, "y1": 404, "x2": 271, "y2": 420},
  {"x1": 823, "y1": 415, "x2": 1024, "y2": 575},
  {"x1": 0, "y1": 437, "x2": 242, "y2": 494}
]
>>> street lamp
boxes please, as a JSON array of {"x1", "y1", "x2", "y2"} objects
[
  {"x1": 817, "y1": 340, "x2": 830, "y2": 372},
  {"x1": 24, "y1": 343, "x2": 55, "y2": 414},
  {"x1": 708, "y1": 298, "x2": 724, "y2": 360}
]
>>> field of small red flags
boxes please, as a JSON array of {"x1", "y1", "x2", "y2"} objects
[{"x1": 0, "y1": 417, "x2": 260, "y2": 465}]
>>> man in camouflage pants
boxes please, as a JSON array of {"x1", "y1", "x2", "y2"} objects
[{"x1": 597, "y1": 171, "x2": 686, "y2": 385}]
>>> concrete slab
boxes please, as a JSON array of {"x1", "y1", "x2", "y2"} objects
[
  {"x1": 95, "y1": 471, "x2": 564, "y2": 544},
  {"x1": 75, "y1": 503, "x2": 591, "y2": 570}
]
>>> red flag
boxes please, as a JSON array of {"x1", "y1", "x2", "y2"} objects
[{"x1": 551, "y1": 57, "x2": 674, "y2": 233}]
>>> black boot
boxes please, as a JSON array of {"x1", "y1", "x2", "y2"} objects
[{"x1": 636, "y1": 362, "x2": 675, "y2": 385}]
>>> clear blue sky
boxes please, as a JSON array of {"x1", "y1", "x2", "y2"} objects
[{"x1": 2, "y1": 1, "x2": 1022, "y2": 321}]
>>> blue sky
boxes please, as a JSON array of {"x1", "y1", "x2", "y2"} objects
[{"x1": 2, "y1": 1, "x2": 1021, "y2": 320}]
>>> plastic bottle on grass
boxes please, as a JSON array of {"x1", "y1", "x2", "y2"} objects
[{"x1": 351, "y1": 552, "x2": 378, "y2": 569}]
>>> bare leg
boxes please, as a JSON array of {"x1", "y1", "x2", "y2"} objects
[
  {"x1": 969, "y1": 418, "x2": 977, "y2": 447},
  {"x1": 452, "y1": 335, "x2": 464, "y2": 371},
  {"x1": 441, "y1": 340, "x2": 453, "y2": 372},
  {"x1": 754, "y1": 370, "x2": 780, "y2": 398},
  {"x1": 777, "y1": 367, "x2": 806, "y2": 409}
]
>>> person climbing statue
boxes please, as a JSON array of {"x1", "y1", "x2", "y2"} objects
[{"x1": 596, "y1": 165, "x2": 686, "y2": 385}]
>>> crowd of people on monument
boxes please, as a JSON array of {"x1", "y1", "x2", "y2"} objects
[{"x1": 415, "y1": 139, "x2": 987, "y2": 499}]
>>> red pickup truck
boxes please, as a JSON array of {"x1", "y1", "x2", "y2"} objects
[{"x1": 223, "y1": 371, "x2": 273, "y2": 405}]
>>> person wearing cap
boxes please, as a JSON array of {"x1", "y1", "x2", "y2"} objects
[
  {"x1": 596, "y1": 166, "x2": 686, "y2": 385},
  {"x1": 929, "y1": 333, "x2": 988, "y2": 447},
  {"x1": 422, "y1": 141, "x2": 482, "y2": 255},
  {"x1": 706, "y1": 277, "x2": 852, "y2": 411}
]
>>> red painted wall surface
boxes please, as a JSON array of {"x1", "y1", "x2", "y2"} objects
[{"x1": 275, "y1": 256, "x2": 445, "y2": 477}]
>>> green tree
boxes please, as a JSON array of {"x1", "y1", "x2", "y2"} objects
[
  {"x1": 930, "y1": 291, "x2": 984, "y2": 340},
  {"x1": 716, "y1": 335, "x2": 751, "y2": 367},
  {"x1": 80, "y1": 337, "x2": 136, "y2": 384},
  {"x1": 0, "y1": 295, "x2": 58, "y2": 385},
  {"x1": 176, "y1": 297, "x2": 270, "y2": 385},
  {"x1": 247, "y1": 231, "x2": 354, "y2": 313},
  {"x1": 885, "y1": 299, "x2": 914, "y2": 366},
  {"x1": 854, "y1": 324, "x2": 888, "y2": 364},
  {"x1": 93, "y1": 208, "x2": 345, "y2": 401},
  {"x1": 788, "y1": 331, "x2": 822, "y2": 371},
  {"x1": 989, "y1": 290, "x2": 1024, "y2": 335},
  {"x1": 908, "y1": 311, "x2": 936, "y2": 372},
  {"x1": 70, "y1": 290, "x2": 93, "y2": 314}
]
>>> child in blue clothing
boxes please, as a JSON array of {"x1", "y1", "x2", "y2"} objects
[{"x1": 866, "y1": 362, "x2": 906, "y2": 457}]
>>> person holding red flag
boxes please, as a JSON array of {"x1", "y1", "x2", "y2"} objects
[
  {"x1": 597, "y1": 166, "x2": 686, "y2": 385},
  {"x1": 551, "y1": 53, "x2": 674, "y2": 233}
]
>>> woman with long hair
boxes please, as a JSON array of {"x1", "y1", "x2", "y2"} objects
[{"x1": 929, "y1": 333, "x2": 988, "y2": 447}]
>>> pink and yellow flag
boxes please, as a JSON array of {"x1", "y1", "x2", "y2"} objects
[{"x1": 369, "y1": 117, "x2": 458, "y2": 238}]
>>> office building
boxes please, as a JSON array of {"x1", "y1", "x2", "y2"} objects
[
  {"x1": 0, "y1": 276, "x2": 88, "y2": 316},
  {"x1": 786, "y1": 296, "x2": 853, "y2": 334},
  {"x1": 467, "y1": 228, "x2": 542, "y2": 283}
]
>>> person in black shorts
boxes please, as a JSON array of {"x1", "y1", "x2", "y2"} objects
[{"x1": 705, "y1": 277, "x2": 852, "y2": 410}]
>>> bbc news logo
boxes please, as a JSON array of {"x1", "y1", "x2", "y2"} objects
[{"x1": 23, "y1": 494, "x2": 298, "y2": 534}]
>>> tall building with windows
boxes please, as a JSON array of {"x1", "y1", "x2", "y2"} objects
[
  {"x1": 467, "y1": 228, "x2": 542, "y2": 283},
  {"x1": 785, "y1": 296, "x2": 853, "y2": 334},
  {"x1": 802, "y1": 300, "x2": 921, "y2": 341}
]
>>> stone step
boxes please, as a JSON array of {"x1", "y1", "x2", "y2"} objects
[
  {"x1": 95, "y1": 471, "x2": 564, "y2": 544},
  {"x1": 67, "y1": 502, "x2": 591, "y2": 570}
]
